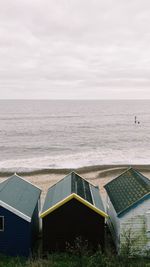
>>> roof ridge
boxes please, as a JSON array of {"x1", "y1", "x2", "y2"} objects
[
  {"x1": 0, "y1": 173, "x2": 24, "y2": 194},
  {"x1": 0, "y1": 174, "x2": 41, "y2": 221},
  {"x1": 133, "y1": 168, "x2": 150, "y2": 187},
  {"x1": 0, "y1": 174, "x2": 41, "y2": 195},
  {"x1": 104, "y1": 167, "x2": 131, "y2": 188},
  {"x1": 47, "y1": 171, "x2": 96, "y2": 192},
  {"x1": 69, "y1": 171, "x2": 97, "y2": 187},
  {"x1": 47, "y1": 171, "x2": 79, "y2": 191},
  {"x1": 42, "y1": 172, "x2": 104, "y2": 216},
  {"x1": 104, "y1": 166, "x2": 150, "y2": 193},
  {"x1": 104, "y1": 167, "x2": 150, "y2": 189},
  {"x1": 14, "y1": 173, "x2": 41, "y2": 191}
]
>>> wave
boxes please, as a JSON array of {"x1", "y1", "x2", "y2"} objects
[
  {"x1": 0, "y1": 148, "x2": 150, "y2": 173},
  {"x1": 0, "y1": 115, "x2": 81, "y2": 121}
]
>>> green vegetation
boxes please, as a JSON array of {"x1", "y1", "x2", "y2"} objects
[
  {"x1": 0, "y1": 250, "x2": 150, "y2": 267},
  {"x1": 0, "y1": 234, "x2": 149, "y2": 267}
]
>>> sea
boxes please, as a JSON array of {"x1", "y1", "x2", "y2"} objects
[{"x1": 0, "y1": 99, "x2": 150, "y2": 172}]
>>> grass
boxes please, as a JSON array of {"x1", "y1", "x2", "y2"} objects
[
  {"x1": 0, "y1": 250, "x2": 150, "y2": 267},
  {"x1": 0, "y1": 231, "x2": 149, "y2": 266}
]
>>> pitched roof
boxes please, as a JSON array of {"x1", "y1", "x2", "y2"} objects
[
  {"x1": 41, "y1": 171, "x2": 107, "y2": 218},
  {"x1": 0, "y1": 174, "x2": 41, "y2": 222},
  {"x1": 104, "y1": 167, "x2": 150, "y2": 216}
]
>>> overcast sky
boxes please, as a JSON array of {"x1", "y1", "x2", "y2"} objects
[{"x1": 0, "y1": 0, "x2": 150, "y2": 99}]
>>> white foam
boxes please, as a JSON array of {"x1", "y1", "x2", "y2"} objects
[{"x1": 0, "y1": 147, "x2": 150, "y2": 172}]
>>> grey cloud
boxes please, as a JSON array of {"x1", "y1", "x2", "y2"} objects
[{"x1": 0, "y1": 0, "x2": 150, "y2": 99}]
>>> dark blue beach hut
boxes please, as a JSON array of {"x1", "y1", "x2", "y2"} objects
[
  {"x1": 40, "y1": 171, "x2": 108, "y2": 252},
  {"x1": 0, "y1": 174, "x2": 41, "y2": 257}
]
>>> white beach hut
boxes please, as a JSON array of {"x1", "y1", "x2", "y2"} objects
[{"x1": 104, "y1": 167, "x2": 150, "y2": 255}]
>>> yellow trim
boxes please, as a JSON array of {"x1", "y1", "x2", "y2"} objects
[
  {"x1": 73, "y1": 194, "x2": 108, "y2": 218},
  {"x1": 40, "y1": 193, "x2": 108, "y2": 218},
  {"x1": 40, "y1": 194, "x2": 74, "y2": 218}
]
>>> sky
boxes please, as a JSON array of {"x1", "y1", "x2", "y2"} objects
[{"x1": 0, "y1": 0, "x2": 150, "y2": 99}]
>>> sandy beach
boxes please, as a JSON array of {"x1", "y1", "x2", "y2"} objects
[{"x1": 0, "y1": 164, "x2": 150, "y2": 207}]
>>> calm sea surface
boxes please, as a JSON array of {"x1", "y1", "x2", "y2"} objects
[{"x1": 0, "y1": 100, "x2": 150, "y2": 171}]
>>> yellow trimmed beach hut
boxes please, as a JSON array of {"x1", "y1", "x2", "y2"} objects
[{"x1": 40, "y1": 171, "x2": 108, "y2": 252}]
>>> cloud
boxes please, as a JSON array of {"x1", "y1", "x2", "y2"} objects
[{"x1": 0, "y1": 0, "x2": 150, "y2": 99}]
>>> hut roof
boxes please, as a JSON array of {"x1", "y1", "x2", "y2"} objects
[
  {"x1": 41, "y1": 171, "x2": 108, "y2": 218},
  {"x1": 104, "y1": 167, "x2": 150, "y2": 216},
  {"x1": 0, "y1": 174, "x2": 41, "y2": 222}
]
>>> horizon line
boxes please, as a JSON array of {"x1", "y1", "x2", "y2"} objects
[{"x1": 0, "y1": 98, "x2": 149, "y2": 101}]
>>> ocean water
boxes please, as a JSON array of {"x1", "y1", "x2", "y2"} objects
[{"x1": 0, "y1": 99, "x2": 150, "y2": 171}]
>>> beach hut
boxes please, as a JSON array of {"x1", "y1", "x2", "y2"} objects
[
  {"x1": 0, "y1": 173, "x2": 41, "y2": 257},
  {"x1": 104, "y1": 167, "x2": 150, "y2": 255},
  {"x1": 40, "y1": 171, "x2": 108, "y2": 252}
]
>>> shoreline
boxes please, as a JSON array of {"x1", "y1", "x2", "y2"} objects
[{"x1": 0, "y1": 164, "x2": 150, "y2": 177}]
